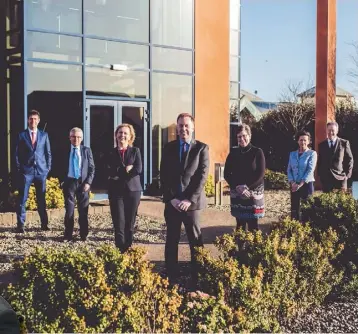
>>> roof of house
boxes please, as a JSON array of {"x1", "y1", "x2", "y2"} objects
[
  {"x1": 297, "y1": 86, "x2": 353, "y2": 98},
  {"x1": 240, "y1": 89, "x2": 263, "y2": 101}
]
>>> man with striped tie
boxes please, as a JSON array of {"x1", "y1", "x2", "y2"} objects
[{"x1": 62, "y1": 127, "x2": 95, "y2": 242}]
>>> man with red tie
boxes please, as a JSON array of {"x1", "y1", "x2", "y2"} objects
[{"x1": 15, "y1": 110, "x2": 52, "y2": 233}]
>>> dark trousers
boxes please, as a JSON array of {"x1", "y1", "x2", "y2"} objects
[
  {"x1": 321, "y1": 175, "x2": 347, "y2": 193},
  {"x1": 164, "y1": 204, "x2": 204, "y2": 282},
  {"x1": 63, "y1": 178, "x2": 90, "y2": 240},
  {"x1": 109, "y1": 191, "x2": 141, "y2": 252},
  {"x1": 235, "y1": 218, "x2": 258, "y2": 231},
  {"x1": 291, "y1": 181, "x2": 314, "y2": 221},
  {"x1": 16, "y1": 172, "x2": 48, "y2": 227}
]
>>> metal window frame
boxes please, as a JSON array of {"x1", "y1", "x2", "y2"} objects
[{"x1": 23, "y1": 0, "x2": 196, "y2": 187}]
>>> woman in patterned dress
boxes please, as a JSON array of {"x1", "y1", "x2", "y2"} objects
[{"x1": 224, "y1": 123, "x2": 266, "y2": 231}]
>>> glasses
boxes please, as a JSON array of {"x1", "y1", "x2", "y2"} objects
[{"x1": 70, "y1": 135, "x2": 82, "y2": 139}]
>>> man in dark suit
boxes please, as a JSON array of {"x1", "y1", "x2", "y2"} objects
[
  {"x1": 61, "y1": 127, "x2": 95, "y2": 242},
  {"x1": 15, "y1": 110, "x2": 52, "y2": 233},
  {"x1": 317, "y1": 122, "x2": 354, "y2": 192},
  {"x1": 0, "y1": 296, "x2": 20, "y2": 334},
  {"x1": 160, "y1": 113, "x2": 209, "y2": 285}
]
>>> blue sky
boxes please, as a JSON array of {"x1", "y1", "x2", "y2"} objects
[{"x1": 241, "y1": 0, "x2": 358, "y2": 101}]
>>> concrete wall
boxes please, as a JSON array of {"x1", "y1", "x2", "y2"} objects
[{"x1": 194, "y1": 0, "x2": 230, "y2": 175}]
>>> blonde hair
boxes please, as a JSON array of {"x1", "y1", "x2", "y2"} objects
[{"x1": 114, "y1": 123, "x2": 136, "y2": 146}]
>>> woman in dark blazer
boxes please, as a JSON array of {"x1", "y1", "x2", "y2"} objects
[
  {"x1": 224, "y1": 123, "x2": 266, "y2": 231},
  {"x1": 106, "y1": 123, "x2": 142, "y2": 252}
]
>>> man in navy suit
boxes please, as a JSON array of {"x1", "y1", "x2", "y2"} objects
[
  {"x1": 15, "y1": 110, "x2": 52, "y2": 233},
  {"x1": 62, "y1": 127, "x2": 95, "y2": 242}
]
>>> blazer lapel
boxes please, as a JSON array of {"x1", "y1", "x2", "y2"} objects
[
  {"x1": 333, "y1": 138, "x2": 340, "y2": 156},
  {"x1": 34, "y1": 130, "x2": 41, "y2": 150},
  {"x1": 25, "y1": 130, "x2": 32, "y2": 148},
  {"x1": 80, "y1": 145, "x2": 85, "y2": 174}
]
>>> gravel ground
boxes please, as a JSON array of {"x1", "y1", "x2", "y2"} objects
[
  {"x1": 208, "y1": 190, "x2": 291, "y2": 219},
  {"x1": 0, "y1": 213, "x2": 167, "y2": 277},
  {"x1": 282, "y1": 298, "x2": 358, "y2": 333}
]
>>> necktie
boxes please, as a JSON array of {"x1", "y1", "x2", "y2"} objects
[
  {"x1": 31, "y1": 131, "x2": 36, "y2": 148},
  {"x1": 73, "y1": 147, "x2": 80, "y2": 179},
  {"x1": 330, "y1": 140, "x2": 334, "y2": 153},
  {"x1": 181, "y1": 142, "x2": 188, "y2": 167}
]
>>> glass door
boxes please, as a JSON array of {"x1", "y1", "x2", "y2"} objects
[{"x1": 85, "y1": 99, "x2": 148, "y2": 199}]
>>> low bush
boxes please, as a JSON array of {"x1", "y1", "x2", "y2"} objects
[
  {"x1": 205, "y1": 174, "x2": 215, "y2": 197},
  {"x1": 195, "y1": 218, "x2": 343, "y2": 332},
  {"x1": 264, "y1": 169, "x2": 290, "y2": 190},
  {"x1": 302, "y1": 191, "x2": 358, "y2": 292},
  {"x1": 5, "y1": 246, "x2": 182, "y2": 333}
]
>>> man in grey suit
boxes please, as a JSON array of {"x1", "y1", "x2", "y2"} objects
[
  {"x1": 61, "y1": 128, "x2": 95, "y2": 242},
  {"x1": 317, "y1": 122, "x2": 354, "y2": 192},
  {"x1": 160, "y1": 113, "x2": 209, "y2": 285},
  {"x1": 0, "y1": 296, "x2": 20, "y2": 334}
]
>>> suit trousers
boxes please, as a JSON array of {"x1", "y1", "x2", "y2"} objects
[
  {"x1": 16, "y1": 172, "x2": 48, "y2": 227},
  {"x1": 291, "y1": 182, "x2": 314, "y2": 221},
  {"x1": 63, "y1": 178, "x2": 90, "y2": 240},
  {"x1": 164, "y1": 203, "x2": 204, "y2": 282},
  {"x1": 109, "y1": 191, "x2": 141, "y2": 252},
  {"x1": 321, "y1": 175, "x2": 347, "y2": 193}
]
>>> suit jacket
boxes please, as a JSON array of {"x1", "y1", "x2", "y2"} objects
[
  {"x1": 15, "y1": 129, "x2": 51, "y2": 176},
  {"x1": 160, "y1": 139, "x2": 209, "y2": 211},
  {"x1": 317, "y1": 138, "x2": 354, "y2": 181},
  {"x1": 0, "y1": 296, "x2": 20, "y2": 334},
  {"x1": 106, "y1": 146, "x2": 143, "y2": 195},
  {"x1": 61, "y1": 145, "x2": 95, "y2": 185},
  {"x1": 287, "y1": 149, "x2": 317, "y2": 183}
]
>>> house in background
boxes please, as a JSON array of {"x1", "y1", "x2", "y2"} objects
[{"x1": 297, "y1": 86, "x2": 355, "y2": 104}]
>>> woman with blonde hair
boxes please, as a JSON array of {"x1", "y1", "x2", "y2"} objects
[{"x1": 106, "y1": 123, "x2": 142, "y2": 252}]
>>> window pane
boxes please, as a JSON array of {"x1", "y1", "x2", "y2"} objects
[
  {"x1": 27, "y1": 62, "x2": 83, "y2": 178},
  {"x1": 84, "y1": 0, "x2": 149, "y2": 42},
  {"x1": 230, "y1": 82, "x2": 239, "y2": 99},
  {"x1": 152, "y1": 73, "x2": 192, "y2": 176},
  {"x1": 27, "y1": 0, "x2": 82, "y2": 34},
  {"x1": 230, "y1": 56, "x2": 239, "y2": 81},
  {"x1": 230, "y1": 0, "x2": 240, "y2": 30},
  {"x1": 151, "y1": 0, "x2": 193, "y2": 48},
  {"x1": 230, "y1": 30, "x2": 239, "y2": 56},
  {"x1": 27, "y1": 32, "x2": 81, "y2": 62},
  {"x1": 86, "y1": 39, "x2": 148, "y2": 69},
  {"x1": 86, "y1": 67, "x2": 148, "y2": 98},
  {"x1": 152, "y1": 47, "x2": 192, "y2": 73}
]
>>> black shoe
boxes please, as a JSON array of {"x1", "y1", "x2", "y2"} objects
[
  {"x1": 16, "y1": 226, "x2": 25, "y2": 234},
  {"x1": 63, "y1": 237, "x2": 73, "y2": 243},
  {"x1": 80, "y1": 237, "x2": 87, "y2": 242},
  {"x1": 41, "y1": 225, "x2": 50, "y2": 231}
]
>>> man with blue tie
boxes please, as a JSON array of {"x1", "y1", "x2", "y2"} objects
[
  {"x1": 15, "y1": 110, "x2": 52, "y2": 233},
  {"x1": 62, "y1": 127, "x2": 95, "y2": 242}
]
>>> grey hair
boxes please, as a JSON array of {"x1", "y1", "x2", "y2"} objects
[
  {"x1": 69, "y1": 127, "x2": 83, "y2": 137},
  {"x1": 237, "y1": 123, "x2": 252, "y2": 137},
  {"x1": 327, "y1": 122, "x2": 339, "y2": 130}
]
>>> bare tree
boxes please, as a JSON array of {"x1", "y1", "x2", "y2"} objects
[
  {"x1": 348, "y1": 41, "x2": 358, "y2": 93},
  {"x1": 279, "y1": 78, "x2": 314, "y2": 104}
]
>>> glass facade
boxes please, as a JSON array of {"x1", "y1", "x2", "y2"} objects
[
  {"x1": 6, "y1": 0, "x2": 195, "y2": 191},
  {"x1": 230, "y1": 0, "x2": 241, "y2": 147}
]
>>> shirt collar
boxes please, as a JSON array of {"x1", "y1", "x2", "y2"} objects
[
  {"x1": 71, "y1": 144, "x2": 80, "y2": 151},
  {"x1": 28, "y1": 128, "x2": 38, "y2": 134},
  {"x1": 180, "y1": 139, "x2": 191, "y2": 146},
  {"x1": 327, "y1": 138, "x2": 337, "y2": 144}
]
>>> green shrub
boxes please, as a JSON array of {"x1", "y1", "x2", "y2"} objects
[
  {"x1": 5, "y1": 246, "x2": 182, "y2": 333},
  {"x1": 195, "y1": 218, "x2": 343, "y2": 332},
  {"x1": 302, "y1": 191, "x2": 358, "y2": 292},
  {"x1": 264, "y1": 169, "x2": 290, "y2": 190},
  {"x1": 205, "y1": 174, "x2": 215, "y2": 197}
]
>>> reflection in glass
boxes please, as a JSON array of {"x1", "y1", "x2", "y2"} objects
[
  {"x1": 152, "y1": 73, "x2": 192, "y2": 176},
  {"x1": 27, "y1": 62, "x2": 83, "y2": 178},
  {"x1": 151, "y1": 0, "x2": 193, "y2": 48},
  {"x1": 230, "y1": 0, "x2": 240, "y2": 30},
  {"x1": 86, "y1": 67, "x2": 149, "y2": 98},
  {"x1": 86, "y1": 39, "x2": 148, "y2": 69},
  {"x1": 230, "y1": 82, "x2": 239, "y2": 99},
  {"x1": 230, "y1": 56, "x2": 239, "y2": 81},
  {"x1": 27, "y1": 0, "x2": 82, "y2": 34},
  {"x1": 152, "y1": 47, "x2": 192, "y2": 73},
  {"x1": 84, "y1": 0, "x2": 149, "y2": 42},
  {"x1": 230, "y1": 30, "x2": 239, "y2": 56},
  {"x1": 27, "y1": 32, "x2": 81, "y2": 62}
]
